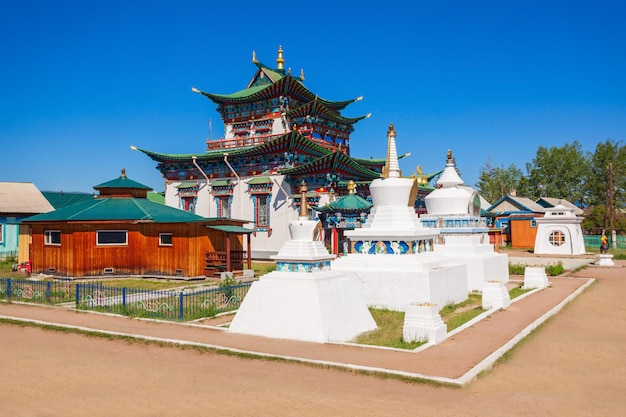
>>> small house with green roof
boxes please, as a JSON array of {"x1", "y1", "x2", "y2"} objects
[
  {"x1": 133, "y1": 46, "x2": 423, "y2": 259},
  {"x1": 23, "y1": 170, "x2": 253, "y2": 278}
]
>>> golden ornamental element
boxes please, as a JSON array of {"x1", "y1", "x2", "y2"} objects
[
  {"x1": 121, "y1": 168, "x2": 126, "y2": 178},
  {"x1": 300, "y1": 68, "x2": 305, "y2": 81},
  {"x1": 252, "y1": 51, "x2": 257, "y2": 63},
  {"x1": 276, "y1": 45, "x2": 285, "y2": 70},
  {"x1": 347, "y1": 180, "x2": 356, "y2": 194},
  {"x1": 447, "y1": 149, "x2": 453, "y2": 161},
  {"x1": 299, "y1": 180, "x2": 308, "y2": 217}
]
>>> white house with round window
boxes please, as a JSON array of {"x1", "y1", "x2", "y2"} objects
[{"x1": 533, "y1": 203, "x2": 585, "y2": 255}]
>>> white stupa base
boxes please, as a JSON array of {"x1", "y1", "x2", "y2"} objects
[
  {"x1": 331, "y1": 253, "x2": 468, "y2": 311},
  {"x1": 523, "y1": 267, "x2": 550, "y2": 289},
  {"x1": 482, "y1": 280, "x2": 511, "y2": 310},
  {"x1": 228, "y1": 270, "x2": 377, "y2": 343},
  {"x1": 402, "y1": 302, "x2": 448, "y2": 345},
  {"x1": 435, "y1": 241, "x2": 509, "y2": 292},
  {"x1": 595, "y1": 254, "x2": 615, "y2": 266}
]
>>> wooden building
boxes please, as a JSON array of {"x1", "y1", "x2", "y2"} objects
[
  {"x1": 487, "y1": 195, "x2": 546, "y2": 249},
  {"x1": 23, "y1": 170, "x2": 252, "y2": 278}
]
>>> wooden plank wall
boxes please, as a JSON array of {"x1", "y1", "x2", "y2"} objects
[
  {"x1": 28, "y1": 222, "x2": 244, "y2": 277},
  {"x1": 510, "y1": 219, "x2": 538, "y2": 249}
]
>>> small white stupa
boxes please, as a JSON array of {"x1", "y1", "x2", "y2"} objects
[
  {"x1": 533, "y1": 203, "x2": 585, "y2": 255},
  {"x1": 420, "y1": 150, "x2": 509, "y2": 292},
  {"x1": 331, "y1": 124, "x2": 468, "y2": 311},
  {"x1": 229, "y1": 182, "x2": 376, "y2": 343}
]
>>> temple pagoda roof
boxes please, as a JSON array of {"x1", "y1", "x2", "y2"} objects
[
  {"x1": 288, "y1": 99, "x2": 370, "y2": 126},
  {"x1": 192, "y1": 47, "x2": 364, "y2": 113},
  {"x1": 134, "y1": 131, "x2": 333, "y2": 163},
  {"x1": 278, "y1": 151, "x2": 381, "y2": 181}
]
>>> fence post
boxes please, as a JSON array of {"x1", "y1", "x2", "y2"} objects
[
  {"x1": 122, "y1": 287, "x2": 127, "y2": 308},
  {"x1": 46, "y1": 281, "x2": 51, "y2": 303},
  {"x1": 7, "y1": 279, "x2": 11, "y2": 299},
  {"x1": 75, "y1": 283, "x2": 80, "y2": 306},
  {"x1": 178, "y1": 291, "x2": 184, "y2": 321}
]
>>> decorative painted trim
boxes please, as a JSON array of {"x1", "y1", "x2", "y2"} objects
[
  {"x1": 352, "y1": 239, "x2": 435, "y2": 255},
  {"x1": 276, "y1": 260, "x2": 331, "y2": 273}
]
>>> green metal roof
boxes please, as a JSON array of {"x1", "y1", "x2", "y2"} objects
[
  {"x1": 211, "y1": 180, "x2": 232, "y2": 187},
  {"x1": 94, "y1": 174, "x2": 152, "y2": 191},
  {"x1": 42, "y1": 191, "x2": 95, "y2": 209},
  {"x1": 278, "y1": 151, "x2": 382, "y2": 181},
  {"x1": 146, "y1": 192, "x2": 165, "y2": 204},
  {"x1": 207, "y1": 225, "x2": 255, "y2": 234},
  {"x1": 23, "y1": 197, "x2": 207, "y2": 223}
]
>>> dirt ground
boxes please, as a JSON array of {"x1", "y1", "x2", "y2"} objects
[{"x1": 1, "y1": 260, "x2": 625, "y2": 416}]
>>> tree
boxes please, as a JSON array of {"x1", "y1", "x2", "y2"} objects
[
  {"x1": 525, "y1": 141, "x2": 589, "y2": 205},
  {"x1": 585, "y1": 139, "x2": 626, "y2": 207},
  {"x1": 476, "y1": 157, "x2": 525, "y2": 205}
]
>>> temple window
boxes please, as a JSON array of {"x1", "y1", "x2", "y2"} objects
[
  {"x1": 216, "y1": 196, "x2": 232, "y2": 218},
  {"x1": 248, "y1": 177, "x2": 273, "y2": 231}
]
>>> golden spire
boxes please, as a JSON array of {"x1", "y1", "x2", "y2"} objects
[
  {"x1": 348, "y1": 180, "x2": 356, "y2": 194},
  {"x1": 382, "y1": 123, "x2": 399, "y2": 178},
  {"x1": 447, "y1": 149, "x2": 453, "y2": 162},
  {"x1": 299, "y1": 180, "x2": 308, "y2": 217},
  {"x1": 121, "y1": 168, "x2": 126, "y2": 178},
  {"x1": 300, "y1": 68, "x2": 305, "y2": 81},
  {"x1": 252, "y1": 50, "x2": 257, "y2": 63},
  {"x1": 276, "y1": 45, "x2": 285, "y2": 70}
]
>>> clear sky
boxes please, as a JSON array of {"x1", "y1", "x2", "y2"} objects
[{"x1": 2, "y1": 1, "x2": 624, "y2": 198}]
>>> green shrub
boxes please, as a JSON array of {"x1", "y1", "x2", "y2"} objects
[
  {"x1": 545, "y1": 262, "x2": 564, "y2": 276},
  {"x1": 508, "y1": 263, "x2": 526, "y2": 275}
]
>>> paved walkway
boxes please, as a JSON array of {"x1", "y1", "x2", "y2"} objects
[{"x1": 0, "y1": 254, "x2": 613, "y2": 386}]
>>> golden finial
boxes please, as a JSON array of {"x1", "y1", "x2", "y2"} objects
[
  {"x1": 121, "y1": 168, "x2": 126, "y2": 178},
  {"x1": 276, "y1": 45, "x2": 285, "y2": 70},
  {"x1": 252, "y1": 51, "x2": 257, "y2": 63},
  {"x1": 300, "y1": 180, "x2": 308, "y2": 217},
  {"x1": 300, "y1": 68, "x2": 305, "y2": 81},
  {"x1": 288, "y1": 67, "x2": 291, "y2": 74},
  {"x1": 447, "y1": 149, "x2": 453, "y2": 161},
  {"x1": 348, "y1": 180, "x2": 356, "y2": 194}
]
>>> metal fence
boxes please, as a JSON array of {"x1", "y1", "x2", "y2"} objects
[
  {"x1": 0, "y1": 277, "x2": 74, "y2": 304},
  {"x1": 584, "y1": 235, "x2": 626, "y2": 249},
  {"x1": 75, "y1": 282, "x2": 251, "y2": 321},
  {"x1": 0, "y1": 250, "x2": 17, "y2": 261}
]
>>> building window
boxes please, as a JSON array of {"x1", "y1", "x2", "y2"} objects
[
  {"x1": 159, "y1": 233, "x2": 173, "y2": 246},
  {"x1": 97, "y1": 230, "x2": 128, "y2": 246},
  {"x1": 256, "y1": 194, "x2": 269, "y2": 227},
  {"x1": 548, "y1": 230, "x2": 565, "y2": 246},
  {"x1": 44, "y1": 230, "x2": 61, "y2": 246},
  {"x1": 530, "y1": 219, "x2": 537, "y2": 228},
  {"x1": 216, "y1": 196, "x2": 231, "y2": 218}
]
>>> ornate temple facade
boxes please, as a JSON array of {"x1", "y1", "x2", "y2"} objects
[{"x1": 136, "y1": 47, "x2": 392, "y2": 258}]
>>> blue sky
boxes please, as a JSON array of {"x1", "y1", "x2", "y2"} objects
[{"x1": 2, "y1": 1, "x2": 624, "y2": 198}]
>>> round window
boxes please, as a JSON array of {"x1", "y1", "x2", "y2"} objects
[{"x1": 548, "y1": 230, "x2": 565, "y2": 246}]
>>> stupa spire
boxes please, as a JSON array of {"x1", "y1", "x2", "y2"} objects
[
  {"x1": 383, "y1": 123, "x2": 401, "y2": 178},
  {"x1": 436, "y1": 149, "x2": 464, "y2": 188},
  {"x1": 299, "y1": 180, "x2": 308, "y2": 218}
]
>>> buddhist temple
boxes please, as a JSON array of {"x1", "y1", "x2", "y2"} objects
[{"x1": 134, "y1": 46, "x2": 396, "y2": 258}]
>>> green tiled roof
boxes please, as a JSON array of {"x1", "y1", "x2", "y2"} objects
[
  {"x1": 313, "y1": 194, "x2": 372, "y2": 213},
  {"x1": 247, "y1": 176, "x2": 272, "y2": 185},
  {"x1": 146, "y1": 192, "x2": 165, "y2": 204},
  {"x1": 176, "y1": 181, "x2": 198, "y2": 188},
  {"x1": 23, "y1": 197, "x2": 207, "y2": 223},
  {"x1": 278, "y1": 151, "x2": 381, "y2": 181}
]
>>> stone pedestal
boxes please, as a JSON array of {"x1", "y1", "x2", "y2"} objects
[
  {"x1": 482, "y1": 280, "x2": 510, "y2": 310},
  {"x1": 523, "y1": 267, "x2": 550, "y2": 289},
  {"x1": 402, "y1": 302, "x2": 447, "y2": 345},
  {"x1": 596, "y1": 254, "x2": 615, "y2": 266}
]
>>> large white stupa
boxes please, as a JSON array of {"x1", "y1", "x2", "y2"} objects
[
  {"x1": 229, "y1": 182, "x2": 376, "y2": 343},
  {"x1": 331, "y1": 124, "x2": 468, "y2": 311},
  {"x1": 420, "y1": 150, "x2": 509, "y2": 292}
]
